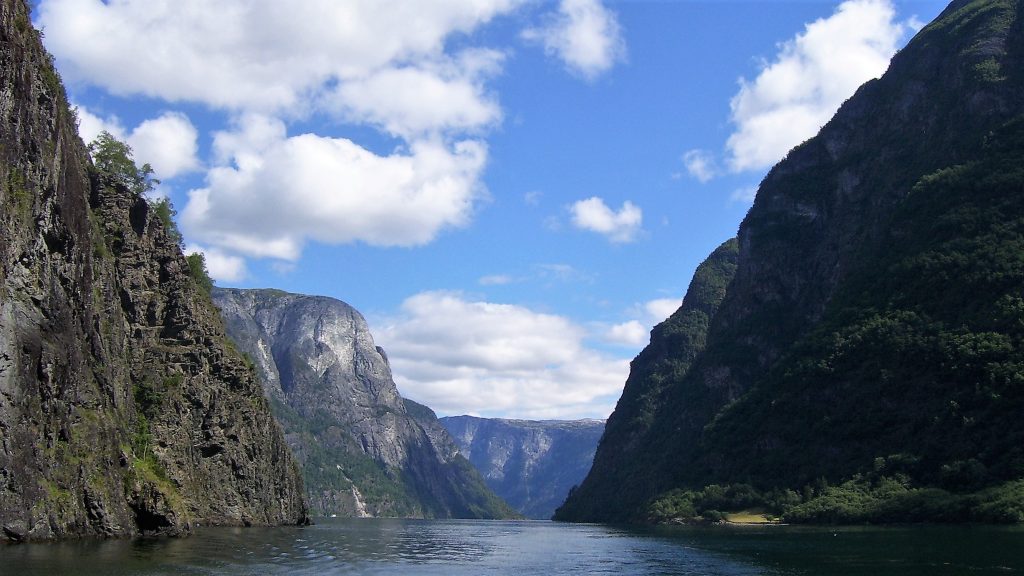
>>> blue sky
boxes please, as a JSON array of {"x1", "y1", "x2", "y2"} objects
[{"x1": 37, "y1": 0, "x2": 949, "y2": 419}]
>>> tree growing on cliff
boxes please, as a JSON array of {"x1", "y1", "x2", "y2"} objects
[{"x1": 88, "y1": 131, "x2": 158, "y2": 197}]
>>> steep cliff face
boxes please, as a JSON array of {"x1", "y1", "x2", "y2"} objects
[
  {"x1": 440, "y1": 416, "x2": 604, "y2": 519},
  {"x1": 0, "y1": 0, "x2": 308, "y2": 541},
  {"x1": 559, "y1": 0, "x2": 1024, "y2": 523},
  {"x1": 212, "y1": 288, "x2": 516, "y2": 519}
]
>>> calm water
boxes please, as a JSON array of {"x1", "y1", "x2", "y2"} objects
[{"x1": 3, "y1": 518, "x2": 1024, "y2": 575}]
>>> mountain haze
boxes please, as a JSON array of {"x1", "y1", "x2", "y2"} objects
[
  {"x1": 558, "y1": 0, "x2": 1024, "y2": 524},
  {"x1": 440, "y1": 416, "x2": 604, "y2": 519}
]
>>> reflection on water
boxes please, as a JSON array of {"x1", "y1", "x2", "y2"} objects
[{"x1": 2, "y1": 519, "x2": 1023, "y2": 575}]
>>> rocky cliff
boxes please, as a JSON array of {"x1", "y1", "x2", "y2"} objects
[
  {"x1": 558, "y1": 0, "x2": 1024, "y2": 524},
  {"x1": 212, "y1": 288, "x2": 517, "y2": 519},
  {"x1": 440, "y1": 416, "x2": 604, "y2": 519},
  {"x1": 0, "y1": 0, "x2": 308, "y2": 541}
]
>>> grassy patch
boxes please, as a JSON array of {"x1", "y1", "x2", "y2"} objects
[{"x1": 725, "y1": 510, "x2": 776, "y2": 524}]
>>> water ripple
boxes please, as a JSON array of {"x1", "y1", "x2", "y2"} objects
[{"x1": 2, "y1": 519, "x2": 1023, "y2": 575}]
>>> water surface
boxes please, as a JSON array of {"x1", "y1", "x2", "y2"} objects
[{"x1": 4, "y1": 518, "x2": 1023, "y2": 575}]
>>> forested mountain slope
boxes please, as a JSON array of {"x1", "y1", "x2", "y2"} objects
[{"x1": 557, "y1": 0, "x2": 1024, "y2": 524}]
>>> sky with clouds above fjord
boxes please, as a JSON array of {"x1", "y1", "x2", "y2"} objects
[{"x1": 37, "y1": 0, "x2": 947, "y2": 419}]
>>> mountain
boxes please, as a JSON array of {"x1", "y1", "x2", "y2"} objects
[
  {"x1": 0, "y1": 0, "x2": 308, "y2": 542},
  {"x1": 439, "y1": 416, "x2": 605, "y2": 519},
  {"x1": 557, "y1": 0, "x2": 1024, "y2": 524},
  {"x1": 212, "y1": 288, "x2": 517, "y2": 519}
]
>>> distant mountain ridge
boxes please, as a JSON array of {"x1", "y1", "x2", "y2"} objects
[
  {"x1": 213, "y1": 288, "x2": 516, "y2": 519},
  {"x1": 557, "y1": 0, "x2": 1024, "y2": 524},
  {"x1": 440, "y1": 416, "x2": 604, "y2": 519}
]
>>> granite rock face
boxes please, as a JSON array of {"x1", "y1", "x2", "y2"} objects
[
  {"x1": 213, "y1": 288, "x2": 516, "y2": 519},
  {"x1": 440, "y1": 416, "x2": 604, "y2": 519},
  {"x1": 0, "y1": 0, "x2": 308, "y2": 541}
]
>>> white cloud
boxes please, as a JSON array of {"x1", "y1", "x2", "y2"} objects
[
  {"x1": 682, "y1": 149, "x2": 717, "y2": 183},
  {"x1": 128, "y1": 113, "x2": 201, "y2": 178},
  {"x1": 41, "y1": 0, "x2": 526, "y2": 266},
  {"x1": 570, "y1": 196, "x2": 642, "y2": 243},
  {"x1": 326, "y1": 50, "x2": 504, "y2": 139},
  {"x1": 185, "y1": 244, "x2": 248, "y2": 283},
  {"x1": 645, "y1": 297, "x2": 681, "y2": 323},
  {"x1": 180, "y1": 115, "x2": 487, "y2": 260},
  {"x1": 522, "y1": 0, "x2": 625, "y2": 80},
  {"x1": 376, "y1": 291, "x2": 628, "y2": 419},
  {"x1": 604, "y1": 320, "x2": 648, "y2": 347},
  {"x1": 74, "y1": 103, "x2": 124, "y2": 144},
  {"x1": 75, "y1": 105, "x2": 199, "y2": 179},
  {"x1": 38, "y1": 0, "x2": 524, "y2": 116},
  {"x1": 726, "y1": 0, "x2": 911, "y2": 172}
]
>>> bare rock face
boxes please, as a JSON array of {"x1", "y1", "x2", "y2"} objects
[
  {"x1": 0, "y1": 0, "x2": 308, "y2": 541},
  {"x1": 440, "y1": 416, "x2": 605, "y2": 519},
  {"x1": 213, "y1": 288, "x2": 517, "y2": 519}
]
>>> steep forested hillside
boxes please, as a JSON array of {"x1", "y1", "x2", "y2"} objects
[{"x1": 557, "y1": 0, "x2": 1024, "y2": 524}]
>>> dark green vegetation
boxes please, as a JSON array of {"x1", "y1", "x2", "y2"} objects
[
  {"x1": 0, "y1": 0, "x2": 307, "y2": 541},
  {"x1": 88, "y1": 131, "x2": 158, "y2": 197},
  {"x1": 268, "y1": 395, "x2": 428, "y2": 517},
  {"x1": 557, "y1": 0, "x2": 1024, "y2": 525}
]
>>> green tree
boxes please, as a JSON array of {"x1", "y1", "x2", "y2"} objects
[
  {"x1": 88, "y1": 131, "x2": 159, "y2": 196},
  {"x1": 151, "y1": 197, "x2": 183, "y2": 246},
  {"x1": 186, "y1": 252, "x2": 214, "y2": 297}
]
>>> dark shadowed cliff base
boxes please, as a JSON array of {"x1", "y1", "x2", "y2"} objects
[
  {"x1": 557, "y1": 0, "x2": 1024, "y2": 525},
  {"x1": 0, "y1": 0, "x2": 308, "y2": 541}
]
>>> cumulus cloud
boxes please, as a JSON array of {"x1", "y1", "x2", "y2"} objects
[
  {"x1": 128, "y1": 113, "x2": 201, "y2": 178},
  {"x1": 726, "y1": 0, "x2": 911, "y2": 172},
  {"x1": 523, "y1": 0, "x2": 625, "y2": 80},
  {"x1": 326, "y1": 50, "x2": 505, "y2": 139},
  {"x1": 570, "y1": 196, "x2": 642, "y2": 243},
  {"x1": 604, "y1": 320, "x2": 648, "y2": 347},
  {"x1": 74, "y1": 105, "x2": 200, "y2": 179},
  {"x1": 644, "y1": 297, "x2": 681, "y2": 323},
  {"x1": 74, "y1": 103, "x2": 123, "y2": 144},
  {"x1": 185, "y1": 244, "x2": 248, "y2": 283},
  {"x1": 38, "y1": 0, "x2": 523, "y2": 116},
  {"x1": 41, "y1": 0, "x2": 527, "y2": 267},
  {"x1": 180, "y1": 115, "x2": 487, "y2": 260},
  {"x1": 682, "y1": 149, "x2": 717, "y2": 183},
  {"x1": 376, "y1": 291, "x2": 628, "y2": 419}
]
